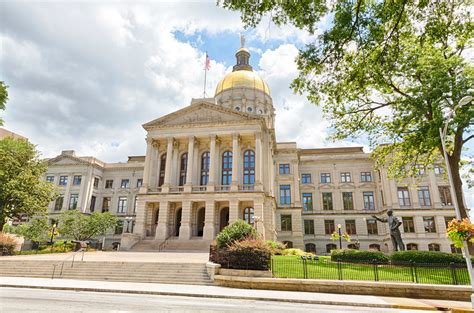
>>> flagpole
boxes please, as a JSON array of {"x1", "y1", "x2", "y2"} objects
[{"x1": 203, "y1": 52, "x2": 208, "y2": 98}]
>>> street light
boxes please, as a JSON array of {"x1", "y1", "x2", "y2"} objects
[
  {"x1": 439, "y1": 95, "x2": 473, "y2": 306},
  {"x1": 337, "y1": 224, "x2": 342, "y2": 249},
  {"x1": 50, "y1": 223, "x2": 57, "y2": 252}
]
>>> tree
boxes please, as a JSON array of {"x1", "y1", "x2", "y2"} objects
[
  {"x1": 4, "y1": 217, "x2": 50, "y2": 243},
  {"x1": 0, "y1": 81, "x2": 7, "y2": 126},
  {"x1": 221, "y1": 0, "x2": 474, "y2": 218},
  {"x1": 58, "y1": 210, "x2": 118, "y2": 241},
  {"x1": 0, "y1": 137, "x2": 57, "y2": 231}
]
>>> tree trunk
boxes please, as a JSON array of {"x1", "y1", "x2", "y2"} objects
[{"x1": 448, "y1": 150, "x2": 468, "y2": 219}]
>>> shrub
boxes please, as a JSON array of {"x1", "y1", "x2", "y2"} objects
[
  {"x1": 331, "y1": 249, "x2": 389, "y2": 263},
  {"x1": 0, "y1": 232, "x2": 17, "y2": 255},
  {"x1": 282, "y1": 248, "x2": 313, "y2": 256},
  {"x1": 265, "y1": 240, "x2": 285, "y2": 255},
  {"x1": 218, "y1": 239, "x2": 272, "y2": 270},
  {"x1": 391, "y1": 250, "x2": 465, "y2": 264},
  {"x1": 215, "y1": 220, "x2": 258, "y2": 249}
]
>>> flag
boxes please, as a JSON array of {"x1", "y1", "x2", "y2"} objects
[{"x1": 204, "y1": 52, "x2": 211, "y2": 71}]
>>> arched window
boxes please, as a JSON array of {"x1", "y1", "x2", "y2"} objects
[
  {"x1": 305, "y1": 243, "x2": 316, "y2": 254},
  {"x1": 243, "y1": 150, "x2": 255, "y2": 185},
  {"x1": 179, "y1": 153, "x2": 188, "y2": 186},
  {"x1": 428, "y1": 243, "x2": 440, "y2": 252},
  {"x1": 369, "y1": 244, "x2": 381, "y2": 251},
  {"x1": 283, "y1": 241, "x2": 293, "y2": 249},
  {"x1": 407, "y1": 243, "x2": 418, "y2": 251},
  {"x1": 348, "y1": 243, "x2": 359, "y2": 250},
  {"x1": 200, "y1": 152, "x2": 210, "y2": 185},
  {"x1": 158, "y1": 154, "x2": 166, "y2": 186},
  {"x1": 243, "y1": 207, "x2": 254, "y2": 225},
  {"x1": 326, "y1": 243, "x2": 337, "y2": 253},
  {"x1": 221, "y1": 151, "x2": 232, "y2": 185}
]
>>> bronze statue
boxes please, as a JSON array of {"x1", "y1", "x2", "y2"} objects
[{"x1": 372, "y1": 210, "x2": 405, "y2": 251}]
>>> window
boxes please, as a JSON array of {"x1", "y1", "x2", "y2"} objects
[
  {"x1": 200, "y1": 152, "x2": 210, "y2": 185},
  {"x1": 324, "y1": 220, "x2": 335, "y2": 235},
  {"x1": 281, "y1": 215, "x2": 292, "y2": 231},
  {"x1": 451, "y1": 244, "x2": 462, "y2": 254},
  {"x1": 90, "y1": 196, "x2": 96, "y2": 212},
  {"x1": 102, "y1": 197, "x2": 111, "y2": 212},
  {"x1": 59, "y1": 176, "x2": 68, "y2": 186},
  {"x1": 283, "y1": 241, "x2": 293, "y2": 248},
  {"x1": 360, "y1": 172, "x2": 372, "y2": 182},
  {"x1": 73, "y1": 175, "x2": 82, "y2": 186},
  {"x1": 326, "y1": 243, "x2": 337, "y2": 253},
  {"x1": 402, "y1": 217, "x2": 415, "y2": 233},
  {"x1": 46, "y1": 176, "x2": 54, "y2": 183},
  {"x1": 322, "y1": 192, "x2": 333, "y2": 210},
  {"x1": 407, "y1": 243, "x2": 418, "y2": 251},
  {"x1": 301, "y1": 173, "x2": 312, "y2": 184},
  {"x1": 279, "y1": 163, "x2": 290, "y2": 174},
  {"x1": 93, "y1": 177, "x2": 99, "y2": 188},
  {"x1": 105, "y1": 179, "x2": 113, "y2": 189},
  {"x1": 304, "y1": 220, "x2": 314, "y2": 235},
  {"x1": 280, "y1": 185, "x2": 291, "y2": 205},
  {"x1": 69, "y1": 194, "x2": 78, "y2": 210},
  {"x1": 415, "y1": 164, "x2": 425, "y2": 176},
  {"x1": 428, "y1": 243, "x2": 440, "y2": 252},
  {"x1": 54, "y1": 196, "x2": 64, "y2": 211},
  {"x1": 340, "y1": 172, "x2": 351, "y2": 183},
  {"x1": 438, "y1": 186, "x2": 452, "y2": 206},
  {"x1": 417, "y1": 187, "x2": 431, "y2": 206},
  {"x1": 320, "y1": 173, "x2": 331, "y2": 183},
  {"x1": 179, "y1": 153, "x2": 188, "y2": 186},
  {"x1": 117, "y1": 197, "x2": 128, "y2": 213},
  {"x1": 342, "y1": 192, "x2": 354, "y2": 210},
  {"x1": 347, "y1": 243, "x2": 359, "y2": 250},
  {"x1": 397, "y1": 187, "x2": 411, "y2": 206},
  {"x1": 243, "y1": 207, "x2": 254, "y2": 225},
  {"x1": 302, "y1": 193, "x2": 313, "y2": 211},
  {"x1": 221, "y1": 151, "x2": 233, "y2": 185},
  {"x1": 423, "y1": 216, "x2": 436, "y2": 233},
  {"x1": 136, "y1": 179, "x2": 143, "y2": 188},
  {"x1": 434, "y1": 164, "x2": 445, "y2": 175},
  {"x1": 120, "y1": 179, "x2": 129, "y2": 189},
  {"x1": 345, "y1": 220, "x2": 357, "y2": 235},
  {"x1": 369, "y1": 244, "x2": 381, "y2": 251},
  {"x1": 159, "y1": 154, "x2": 166, "y2": 186},
  {"x1": 363, "y1": 191, "x2": 375, "y2": 210},
  {"x1": 366, "y1": 219, "x2": 378, "y2": 235},
  {"x1": 115, "y1": 220, "x2": 124, "y2": 235},
  {"x1": 243, "y1": 150, "x2": 255, "y2": 185},
  {"x1": 247, "y1": 107, "x2": 253, "y2": 112},
  {"x1": 444, "y1": 216, "x2": 455, "y2": 228},
  {"x1": 305, "y1": 243, "x2": 316, "y2": 254}
]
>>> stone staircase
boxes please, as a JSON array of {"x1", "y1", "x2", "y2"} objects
[
  {"x1": 130, "y1": 237, "x2": 211, "y2": 253},
  {"x1": 0, "y1": 260, "x2": 213, "y2": 285}
]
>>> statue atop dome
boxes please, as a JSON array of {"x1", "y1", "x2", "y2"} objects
[{"x1": 240, "y1": 34, "x2": 246, "y2": 48}]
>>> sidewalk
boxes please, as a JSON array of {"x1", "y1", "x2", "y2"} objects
[{"x1": 0, "y1": 276, "x2": 472, "y2": 312}]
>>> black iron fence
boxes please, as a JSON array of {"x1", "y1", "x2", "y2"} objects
[{"x1": 271, "y1": 256, "x2": 470, "y2": 285}]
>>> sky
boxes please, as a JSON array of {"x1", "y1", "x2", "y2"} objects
[{"x1": 0, "y1": 1, "x2": 472, "y2": 208}]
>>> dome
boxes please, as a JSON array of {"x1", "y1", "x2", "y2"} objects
[{"x1": 215, "y1": 70, "x2": 271, "y2": 97}]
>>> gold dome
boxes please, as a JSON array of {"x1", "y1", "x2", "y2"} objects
[{"x1": 215, "y1": 70, "x2": 271, "y2": 97}]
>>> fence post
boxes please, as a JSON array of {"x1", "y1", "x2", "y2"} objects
[
  {"x1": 302, "y1": 257, "x2": 308, "y2": 279},
  {"x1": 450, "y1": 262, "x2": 458, "y2": 285},
  {"x1": 373, "y1": 261, "x2": 379, "y2": 282},
  {"x1": 413, "y1": 262, "x2": 418, "y2": 283},
  {"x1": 410, "y1": 262, "x2": 415, "y2": 283},
  {"x1": 337, "y1": 260, "x2": 343, "y2": 280}
]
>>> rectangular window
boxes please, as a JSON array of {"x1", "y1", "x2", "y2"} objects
[
  {"x1": 345, "y1": 219, "x2": 357, "y2": 235},
  {"x1": 438, "y1": 186, "x2": 452, "y2": 206},
  {"x1": 322, "y1": 192, "x2": 333, "y2": 210},
  {"x1": 415, "y1": 164, "x2": 425, "y2": 176},
  {"x1": 59, "y1": 175, "x2": 68, "y2": 186},
  {"x1": 302, "y1": 193, "x2": 313, "y2": 211},
  {"x1": 280, "y1": 185, "x2": 291, "y2": 205},
  {"x1": 90, "y1": 196, "x2": 96, "y2": 212},
  {"x1": 363, "y1": 191, "x2": 375, "y2": 210},
  {"x1": 54, "y1": 196, "x2": 64, "y2": 211},
  {"x1": 360, "y1": 172, "x2": 372, "y2": 182},
  {"x1": 434, "y1": 164, "x2": 445, "y2": 175},
  {"x1": 423, "y1": 216, "x2": 436, "y2": 233},
  {"x1": 105, "y1": 179, "x2": 113, "y2": 189},
  {"x1": 304, "y1": 220, "x2": 315, "y2": 235},
  {"x1": 279, "y1": 163, "x2": 290, "y2": 174},
  {"x1": 115, "y1": 220, "x2": 124, "y2": 235},
  {"x1": 136, "y1": 179, "x2": 143, "y2": 188},
  {"x1": 320, "y1": 173, "x2": 331, "y2": 183},
  {"x1": 281, "y1": 215, "x2": 292, "y2": 231},
  {"x1": 417, "y1": 187, "x2": 431, "y2": 206},
  {"x1": 46, "y1": 176, "x2": 54, "y2": 183},
  {"x1": 69, "y1": 194, "x2": 78, "y2": 210},
  {"x1": 366, "y1": 219, "x2": 378, "y2": 235},
  {"x1": 301, "y1": 173, "x2": 312, "y2": 184},
  {"x1": 402, "y1": 217, "x2": 415, "y2": 233},
  {"x1": 120, "y1": 179, "x2": 129, "y2": 189},
  {"x1": 340, "y1": 172, "x2": 352, "y2": 183},
  {"x1": 444, "y1": 216, "x2": 455, "y2": 228},
  {"x1": 324, "y1": 220, "x2": 335, "y2": 235},
  {"x1": 72, "y1": 175, "x2": 81, "y2": 186},
  {"x1": 397, "y1": 187, "x2": 411, "y2": 206},
  {"x1": 93, "y1": 177, "x2": 99, "y2": 188},
  {"x1": 117, "y1": 196, "x2": 128, "y2": 213},
  {"x1": 342, "y1": 192, "x2": 353, "y2": 210},
  {"x1": 102, "y1": 197, "x2": 111, "y2": 212}
]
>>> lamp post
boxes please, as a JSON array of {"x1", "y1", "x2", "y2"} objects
[
  {"x1": 125, "y1": 216, "x2": 133, "y2": 233},
  {"x1": 439, "y1": 95, "x2": 473, "y2": 306},
  {"x1": 50, "y1": 223, "x2": 57, "y2": 252},
  {"x1": 337, "y1": 224, "x2": 342, "y2": 249}
]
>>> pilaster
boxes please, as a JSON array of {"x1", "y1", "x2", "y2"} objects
[
  {"x1": 179, "y1": 200, "x2": 193, "y2": 240},
  {"x1": 229, "y1": 199, "x2": 239, "y2": 224},
  {"x1": 203, "y1": 200, "x2": 216, "y2": 240},
  {"x1": 156, "y1": 201, "x2": 170, "y2": 240}
]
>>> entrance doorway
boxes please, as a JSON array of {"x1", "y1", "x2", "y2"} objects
[
  {"x1": 175, "y1": 208, "x2": 182, "y2": 236},
  {"x1": 219, "y1": 207, "x2": 229, "y2": 232},
  {"x1": 197, "y1": 207, "x2": 205, "y2": 237}
]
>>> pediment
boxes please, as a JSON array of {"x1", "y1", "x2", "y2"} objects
[{"x1": 48, "y1": 155, "x2": 88, "y2": 166}]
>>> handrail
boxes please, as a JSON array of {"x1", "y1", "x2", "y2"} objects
[
  {"x1": 157, "y1": 230, "x2": 176, "y2": 252},
  {"x1": 51, "y1": 248, "x2": 85, "y2": 279}
]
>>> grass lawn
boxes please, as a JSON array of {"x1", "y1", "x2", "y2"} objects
[{"x1": 271, "y1": 256, "x2": 470, "y2": 285}]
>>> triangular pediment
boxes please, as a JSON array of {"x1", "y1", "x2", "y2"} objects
[
  {"x1": 143, "y1": 101, "x2": 261, "y2": 129},
  {"x1": 47, "y1": 155, "x2": 89, "y2": 166}
]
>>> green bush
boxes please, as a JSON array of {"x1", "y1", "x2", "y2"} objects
[
  {"x1": 265, "y1": 240, "x2": 285, "y2": 255},
  {"x1": 216, "y1": 220, "x2": 257, "y2": 249},
  {"x1": 331, "y1": 249, "x2": 389, "y2": 263},
  {"x1": 282, "y1": 248, "x2": 313, "y2": 256},
  {"x1": 391, "y1": 250, "x2": 465, "y2": 264},
  {"x1": 218, "y1": 239, "x2": 272, "y2": 270}
]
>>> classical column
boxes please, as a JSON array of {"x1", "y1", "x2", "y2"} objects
[
  {"x1": 184, "y1": 136, "x2": 195, "y2": 192},
  {"x1": 133, "y1": 197, "x2": 147, "y2": 238},
  {"x1": 162, "y1": 137, "x2": 174, "y2": 192},
  {"x1": 254, "y1": 201, "x2": 265, "y2": 240},
  {"x1": 179, "y1": 200, "x2": 192, "y2": 240},
  {"x1": 255, "y1": 132, "x2": 263, "y2": 191},
  {"x1": 229, "y1": 199, "x2": 239, "y2": 224},
  {"x1": 141, "y1": 138, "x2": 153, "y2": 191},
  {"x1": 149, "y1": 140, "x2": 159, "y2": 188},
  {"x1": 231, "y1": 133, "x2": 241, "y2": 191},
  {"x1": 207, "y1": 135, "x2": 217, "y2": 191},
  {"x1": 155, "y1": 201, "x2": 170, "y2": 240},
  {"x1": 203, "y1": 200, "x2": 216, "y2": 240}
]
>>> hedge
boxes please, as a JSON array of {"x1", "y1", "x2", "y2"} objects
[
  {"x1": 215, "y1": 220, "x2": 257, "y2": 249},
  {"x1": 391, "y1": 250, "x2": 465, "y2": 264},
  {"x1": 331, "y1": 249, "x2": 389, "y2": 263},
  {"x1": 213, "y1": 239, "x2": 272, "y2": 270}
]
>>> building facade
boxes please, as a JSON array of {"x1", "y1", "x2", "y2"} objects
[{"x1": 44, "y1": 45, "x2": 459, "y2": 253}]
